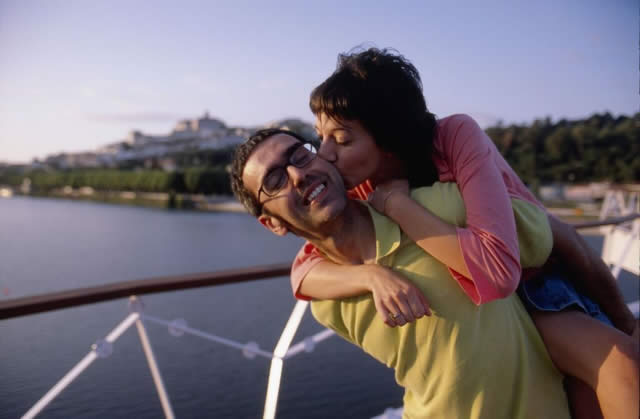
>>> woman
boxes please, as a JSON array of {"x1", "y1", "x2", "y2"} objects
[{"x1": 291, "y1": 47, "x2": 638, "y2": 418}]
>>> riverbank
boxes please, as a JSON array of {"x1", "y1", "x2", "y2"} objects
[
  {"x1": 2, "y1": 187, "x2": 246, "y2": 213},
  {"x1": 2, "y1": 186, "x2": 608, "y2": 219}
]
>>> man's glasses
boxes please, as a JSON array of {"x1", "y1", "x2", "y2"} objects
[{"x1": 258, "y1": 141, "x2": 318, "y2": 202}]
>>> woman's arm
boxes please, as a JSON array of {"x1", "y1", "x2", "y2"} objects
[
  {"x1": 371, "y1": 115, "x2": 522, "y2": 304},
  {"x1": 369, "y1": 180, "x2": 471, "y2": 279},
  {"x1": 372, "y1": 115, "x2": 635, "y2": 327},
  {"x1": 291, "y1": 243, "x2": 430, "y2": 326}
]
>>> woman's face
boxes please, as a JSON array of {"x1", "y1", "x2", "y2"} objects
[{"x1": 314, "y1": 113, "x2": 384, "y2": 189}]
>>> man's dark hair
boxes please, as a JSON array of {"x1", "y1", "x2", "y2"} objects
[
  {"x1": 230, "y1": 128, "x2": 310, "y2": 217},
  {"x1": 310, "y1": 47, "x2": 439, "y2": 187}
]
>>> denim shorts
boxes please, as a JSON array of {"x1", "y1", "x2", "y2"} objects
[{"x1": 517, "y1": 272, "x2": 613, "y2": 327}]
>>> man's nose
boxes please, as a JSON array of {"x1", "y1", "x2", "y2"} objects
[
  {"x1": 318, "y1": 140, "x2": 337, "y2": 163},
  {"x1": 287, "y1": 164, "x2": 308, "y2": 188}
]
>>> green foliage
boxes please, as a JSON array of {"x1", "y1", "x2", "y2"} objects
[
  {"x1": 184, "y1": 167, "x2": 231, "y2": 195},
  {"x1": 0, "y1": 167, "x2": 230, "y2": 195},
  {"x1": 484, "y1": 112, "x2": 639, "y2": 186},
  {"x1": 22, "y1": 169, "x2": 183, "y2": 192}
]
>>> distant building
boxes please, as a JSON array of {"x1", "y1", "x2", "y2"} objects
[
  {"x1": 34, "y1": 112, "x2": 312, "y2": 170},
  {"x1": 539, "y1": 182, "x2": 612, "y2": 202},
  {"x1": 539, "y1": 184, "x2": 564, "y2": 201},
  {"x1": 44, "y1": 152, "x2": 101, "y2": 169},
  {"x1": 172, "y1": 112, "x2": 226, "y2": 140}
]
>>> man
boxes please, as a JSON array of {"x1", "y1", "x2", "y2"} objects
[{"x1": 230, "y1": 128, "x2": 571, "y2": 418}]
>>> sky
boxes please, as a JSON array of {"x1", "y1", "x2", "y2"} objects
[{"x1": 0, "y1": 0, "x2": 637, "y2": 163}]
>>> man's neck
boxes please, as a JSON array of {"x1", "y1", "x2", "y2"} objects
[{"x1": 310, "y1": 201, "x2": 377, "y2": 266}]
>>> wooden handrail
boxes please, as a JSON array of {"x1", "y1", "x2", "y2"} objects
[
  {"x1": 0, "y1": 263, "x2": 290, "y2": 320},
  {"x1": 1, "y1": 214, "x2": 637, "y2": 321}
]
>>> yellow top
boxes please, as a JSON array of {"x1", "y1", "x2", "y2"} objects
[{"x1": 311, "y1": 182, "x2": 569, "y2": 419}]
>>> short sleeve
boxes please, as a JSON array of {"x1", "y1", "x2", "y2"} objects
[{"x1": 290, "y1": 242, "x2": 327, "y2": 301}]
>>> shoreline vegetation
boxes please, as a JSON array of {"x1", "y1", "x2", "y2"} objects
[
  {"x1": 8, "y1": 188, "x2": 247, "y2": 213},
  {"x1": 0, "y1": 112, "x2": 637, "y2": 214}
]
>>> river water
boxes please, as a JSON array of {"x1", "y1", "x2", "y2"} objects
[
  {"x1": 0, "y1": 197, "x2": 637, "y2": 419},
  {"x1": 0, "y1": 197, "x2": 402, "y2": 419}
]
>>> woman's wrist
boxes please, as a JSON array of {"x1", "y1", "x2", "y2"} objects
[{"x1": 384, "y1": 192, "x2": 412, "y2": 219}]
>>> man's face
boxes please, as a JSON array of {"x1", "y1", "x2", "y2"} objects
[{"x1": 242, "y1": 133, "x2": 348, "y2": 238}]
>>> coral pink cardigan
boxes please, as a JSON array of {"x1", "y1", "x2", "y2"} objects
[{"x1": 291, "y1": 114, "x2": 544, "y2": 305}]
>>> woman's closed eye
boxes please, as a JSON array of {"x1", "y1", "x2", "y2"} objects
[{"x1": 334, "y1": 136, "x2": 350, "y2": 146}]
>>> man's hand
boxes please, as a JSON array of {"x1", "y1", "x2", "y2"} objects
[
  {"x1": 368, "y1": 179, "x2": 410, "y2": 215},
  {"x1": 364, "y1": 264, "x2": 432, "y2": 327}
]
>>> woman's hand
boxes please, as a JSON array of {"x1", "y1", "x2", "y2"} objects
[
  {"x1": 368, "y1": 179, "x2": 410, "y2": 215},
  {"x1": 364, "y1": 264, "x2": 431, "y2": 327}
]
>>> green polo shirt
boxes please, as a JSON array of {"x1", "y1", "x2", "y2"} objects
[{"x1": 311, "y1": 182, "x2": 570, "y2": 419}]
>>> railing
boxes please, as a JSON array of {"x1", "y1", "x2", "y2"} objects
[
  {"x1": 2, "y1": 214, "x2": 638, "y2": 419},
  {"x1": 3, "y1": 214, "x2": 638, "y2": 322},
  {"x1": 0, "y1": 263, "x2": 291, "y2": 320}
]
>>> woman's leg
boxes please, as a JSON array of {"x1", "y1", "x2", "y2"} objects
[
  {"x1": 531, "y1": 310, "x2": 639, "y2": 419},
  {"x1": 564, "y1": 376, "x2": 603, "y2": 419}
]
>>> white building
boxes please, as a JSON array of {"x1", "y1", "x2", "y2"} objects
[{"x1": 171, "y1": 112, "x2": 226, "y2": 140}]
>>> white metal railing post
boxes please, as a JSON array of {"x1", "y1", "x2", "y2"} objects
[
  {"x1": 263, "y1": 300, "x2": 309, "y2": 419},
  {"x1": 131, "y1": 297, "x2": 176, "y2": 419},
  {"x1": 610, "y1": 220, "x2": 640, "y2": 279},
  {"x1": 21, "y1": 312, "x2": 140, "y2": 419}
]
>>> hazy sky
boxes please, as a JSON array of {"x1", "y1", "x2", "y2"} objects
[{"x1": 0, "y1": 0, "x2": 637, "y2": 163}]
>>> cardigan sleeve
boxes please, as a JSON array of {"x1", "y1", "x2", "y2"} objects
[
  {"x1": 290, "y1": 242, "x2": 325, "y2": 301},
  {"x1": 439, "y1": 114, "x2": 522, "y2": 304}
]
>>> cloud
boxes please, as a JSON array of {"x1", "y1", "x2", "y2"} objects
[{"x1": 86, "y1": 111, "x2": 183, "y2": 124}]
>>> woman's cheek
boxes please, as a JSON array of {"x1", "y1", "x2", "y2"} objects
[{"x1": 343, "y1": 159, "x2": 372, "y2": 189}]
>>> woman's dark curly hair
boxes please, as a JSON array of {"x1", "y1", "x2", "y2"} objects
[{"x1": 310, "y1": 47, "x2": 439, "y2": 187}]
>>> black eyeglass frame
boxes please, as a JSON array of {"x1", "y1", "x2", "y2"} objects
[{"x1": 256, "y1": 141, "x2": 318, "y2": 209}]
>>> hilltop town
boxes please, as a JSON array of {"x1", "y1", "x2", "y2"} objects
[{"x1": 18, "y1": 113, "x2": 315, "y2": 171}]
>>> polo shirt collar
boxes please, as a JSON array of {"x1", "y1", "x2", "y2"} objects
[{"x1": 363, "y1": 203, "x2": 402, "y2": 262}]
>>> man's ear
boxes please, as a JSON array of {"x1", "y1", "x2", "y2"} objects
[{"x1": 258, "y1": 214, "x2": 289, "y2": 236}]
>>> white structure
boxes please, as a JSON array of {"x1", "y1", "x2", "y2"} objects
[{"x1": 600, "y1": 188, "x2": 640, "y2": 280}]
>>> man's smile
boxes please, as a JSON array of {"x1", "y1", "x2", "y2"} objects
[{"x1": 302, "y1": 179, "x2": 328, "y2": 206}]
